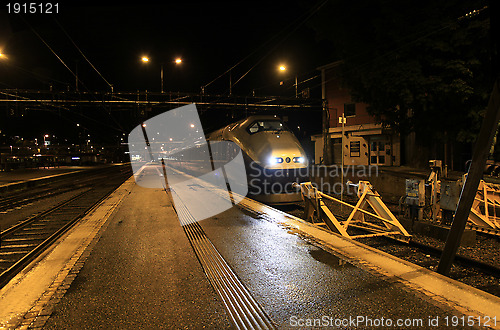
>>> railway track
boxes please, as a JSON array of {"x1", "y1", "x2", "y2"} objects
[
  {"x1": 0, "y1": 166, "x2": 128, "y2": 212},
  {"x1": 0, "y1": 166, "x2": 131, "y2": 288},
  {"x1": 356, "y1": 234, "x2": 500, "y2": 296}
]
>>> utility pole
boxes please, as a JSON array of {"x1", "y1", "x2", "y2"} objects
[
  {"x1": 437, "y1": 0, "x2": 500, "y2": 276},
  {"x1": 321, "y1": 68, "x2": 332, "y2": 165},
  {"x1": 437, "y1": 81, "x2": 500, "y2": 275},
  {"x1": 340, "y1": 112, "x2": 346, "y2": 205},
  {"x1": 161, "y1": 63, "x2": 164, "y2": 93},
  {"x1": 295, "y1": 75, "x2": 298, "y2": 98},
  {"x1": 75, "y1": 60, "x2": 79, "y2": 92}
]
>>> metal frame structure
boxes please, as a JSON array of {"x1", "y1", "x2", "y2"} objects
[
  {"x1": 297, "y1": 181, "x2": 411, "y2": 239},
  {"x1": 0, "y1": 89, "x2": 322, "y2": 113},
  {"x1": 468, "y1": 180, "x2": 500, "y2": 231}
]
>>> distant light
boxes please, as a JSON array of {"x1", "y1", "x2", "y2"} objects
[
  {"x1": 141, "y1": 56, "x2": 149, "y2": 63},
  {"x1": 142, "y1": 123, "x2": 147, "y2": 127},
  {"x1": 44, "y1": 134, "x2": 49, "y2": 138},
  {"x1": 175, "y1": 58, "x2": 182, "y2": 64},
  {"x1": 76, "y1": 123, "x2": 80, "y2": 127},
  {"x1": 190, "y1": 124, "x2": 195, "y2": 128},
  {"x1": 169, "y1": 138, "x2": 173, "y2": 141},
  {"x1": 72, "y1": 157, "x2": 80, "y2": 160},
  {"x1": 279, "y1": 65, "x2": 286, "y2": 71}
]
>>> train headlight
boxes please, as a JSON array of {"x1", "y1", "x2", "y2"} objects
[
  {"x1": 269, "y1": 157, "x2": 283, "y2": 165},
  {"x1": 293, "y1": 157, "x2": 305, "y2": 163}
]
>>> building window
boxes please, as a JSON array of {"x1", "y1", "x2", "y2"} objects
[
  {"x1": 350, "y1": 141, "x2": 360, "y2": 157},
  {"x1": 344, "y1": 103, "x2": 356, "y2": 117}
]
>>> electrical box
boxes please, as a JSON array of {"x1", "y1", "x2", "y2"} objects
[
  {"x1": 440, "y1": 180, "x2": 462, "y2": 211},
  {"x1": 405, "y1": 179, "x2": 425, "y2": 206}
]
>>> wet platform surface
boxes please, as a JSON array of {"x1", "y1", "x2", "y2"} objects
[
  {"x1": 43, "y1": 183, "x2": 231, "y2": 329},
  {"x1": 1, "y1": 165, "x2": 498, "y2": 329}
]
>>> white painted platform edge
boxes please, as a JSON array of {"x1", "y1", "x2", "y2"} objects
[{"x1": 0, "y1": 177, "x2": 135, "y2": 329}]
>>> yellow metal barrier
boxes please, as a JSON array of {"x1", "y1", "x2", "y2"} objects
[{"x1": 296, "y1": 181, "x2": 411, "y2": 239}]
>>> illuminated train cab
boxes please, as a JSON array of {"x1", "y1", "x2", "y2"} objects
[{"x1": 207, "y1": 115, "x2": 309, "y2": 204}]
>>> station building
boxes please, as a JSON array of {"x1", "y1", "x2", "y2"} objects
[{"x1": 312, "y1": 61, "x2": 401, "y2": 166}]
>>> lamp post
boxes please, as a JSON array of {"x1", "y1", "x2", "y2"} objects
[
  {"x1": 142, "y1": 56, "x2": 182, "y2": 93},
  {"x1": 278, "y1": 64, "x2": 298, "y2": 98}
]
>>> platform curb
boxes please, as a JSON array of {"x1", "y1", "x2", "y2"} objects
[{"x1": 0, "y1": 177, "x2": 134, "y2": 329}]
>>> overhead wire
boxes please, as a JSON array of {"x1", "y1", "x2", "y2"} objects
[
  {"x1": 19, "y1": 16, "x2": 78, "y2": 83},
  {"x1": 53, "y1": 18, "x2": 114, "y2": 92},
  {"x1": 50, "y1": 18, "x2": 127, "y2": 134},
  {"x1": 21, "y1": 15, "x2": 126, "y2": 133},
  {"x1": 230, "y1": 1, "x2": 328, "y2": 92},
  {"x1": 202, "y1": 0, "x2": 328, "y2": 93}
]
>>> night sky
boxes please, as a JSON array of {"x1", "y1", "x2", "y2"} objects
[
  {"x1": 0, "y1": 1, "x2": 334, "y2": 94},
  {"x1": 0, "y1": 2, "x2": 333, "y2": 144}
]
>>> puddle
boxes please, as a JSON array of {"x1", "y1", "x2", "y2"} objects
[{"x1": 309, "y1": 247, "x2": 353, "y2": 269}]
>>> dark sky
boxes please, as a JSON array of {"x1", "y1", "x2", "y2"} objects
[
  {"x1": 0, "y1": 2, "x2": 333, "y2": 143},
  {"x1": 0, "y1": 1, "x2": 334, "y2": 95}
]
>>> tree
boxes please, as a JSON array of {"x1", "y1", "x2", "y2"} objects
[{"x1": 310, "y1": 0, "x2": 492, "y2": 151}]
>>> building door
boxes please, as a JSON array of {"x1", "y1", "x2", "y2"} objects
[{"x1": 370, "y1": 137, "x2": 391, "y2": 165}]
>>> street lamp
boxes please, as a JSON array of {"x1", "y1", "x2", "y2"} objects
[
  {"x1": 141, "y1": 56, "x2": 182, "y2": 93},
  {"x1": 161, "y1": 58, "x2": 182, "y2": 93},
  {"x1": 277, "y1": 64, "x2": 299, "y2": 98}
]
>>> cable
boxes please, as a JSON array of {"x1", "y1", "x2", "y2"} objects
[
  {"x1": 23, "y1": 16, "x2": 125, "y2": 133},
  {"x1": 19, "y1": 16, "x2": 77, "y2": 82},
  {"x1": 202, "y1": 0, "x2": 328, "y2": 92},
  {"x1": 53, "y1": 18, "x2": 114, "y2": 92},
  {"x1": 230, "y1": 0, "x2": 328, "y2": 92}
]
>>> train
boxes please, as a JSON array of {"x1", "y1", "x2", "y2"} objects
[
  {"x1": 205, "y1": 115, "x2": 309, "y2": 204},
  {"x1": 130, "y1": 114, "x2": 310, "y2": 204}
]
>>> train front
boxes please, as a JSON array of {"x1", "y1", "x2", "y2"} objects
[{"x1": 237, "y1": 116, "x2": 309, "y2": 204}]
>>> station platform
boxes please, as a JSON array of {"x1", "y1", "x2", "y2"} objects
[{"x1": 0, "y1": 166, "x2": 499, "y2": 329}]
